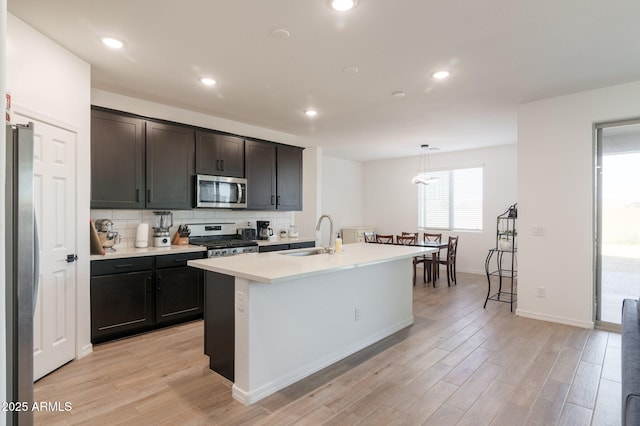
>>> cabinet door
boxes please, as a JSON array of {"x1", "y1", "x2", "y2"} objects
[
  {"x1": 146, "y1": 121, "x2": 195, "y2": 209},
  {"x1": 156, "y1": 266, "x2": 203, "y2": 324},
  {"x1": 90, "y1": 270, "x2": 153, "y2": 343},
  {"x1": 245, "y1": 140, "x2": 276, "y2": 210},
  {"x1": 218, "y1": 135, "x2": 244, "y2": 177},
  {"x1": 195, "y1": 130, "x2": 219, "y2": 175},
  {"x1": 276, "y1": 145, "x2": 303, "y2": 210},
  {"x1": 195, "y1": 131, "x2": 244, "y2": 178},
  {"x1": 91, "y1": 109, "x2": 145, "y2": 209}
]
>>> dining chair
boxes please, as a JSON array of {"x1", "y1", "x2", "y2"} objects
[
  {"x1": 437, "y1": 236, "x2": 459, "y2": 287},
  {"x1": 396, "y1": 235, "x2": 416, "y2": 245},
  {"x1": 375, "y1": 234, "x2": 394, "y2": 244},
  {"x1": 423, "y1": 232, "x2": 442, "y2": 280},
  {"x1": 397, "y1": 234, "x2": 421, "y2": 284},
  {"x1": 363, "y1": 231, "x2": 376, "y2": 243}
]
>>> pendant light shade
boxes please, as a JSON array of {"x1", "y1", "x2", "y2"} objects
[{"x1": 412, "y1": 144, "x2": 440, "y2": 185}]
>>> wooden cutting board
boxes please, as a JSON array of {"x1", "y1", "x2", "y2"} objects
[{"x1": 90, "y1": 219, "x2": 105, "y2": 255}]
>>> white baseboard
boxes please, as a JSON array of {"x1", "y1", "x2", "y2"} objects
[
  {"x1": 77, "y1": 343, "x2": 93, "y2": 359},
  {"x1": 516, "y1": 309, "x2": 594, "y2": 329}
]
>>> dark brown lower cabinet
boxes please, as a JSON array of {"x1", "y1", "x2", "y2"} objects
[
  {"x1": 156, "y1": 266, "x2": 203, "y2": 324},
  {"x1": 90, "y1": 252, "x2": 205, "y2": 344},
  {"x1": 204, "y1": 272, "x2": 235, "y2": 381},
  {"x1": 90, "y1": 270, "x2": 154, "y2": 343},
  {"x1": 258, "y1": 240, "x2": 315, "y2": 253}
]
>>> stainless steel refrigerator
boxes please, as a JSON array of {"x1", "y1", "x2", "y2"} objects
[{"x1": 5, "y1": 123, "x2": 38, "y2": 425}]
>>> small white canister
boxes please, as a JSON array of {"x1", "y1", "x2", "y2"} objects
[{"x1": 135, "y1": 223, "x2": 149, "y2": 248}]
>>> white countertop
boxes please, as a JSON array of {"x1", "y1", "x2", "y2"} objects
[
  {"x1": 90, "y1": 244, "x2": 206, "y2": 261},
  {"x1": 188, "y1": 242, "x2": 436, "y2": 284},
  {"x1": 255, "y1": 236, "x2": 316, "y2": 246}
]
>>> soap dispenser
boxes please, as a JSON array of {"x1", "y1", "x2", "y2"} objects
[{"x1": 335, "y1": 233, "x2": 343, "y2": 253}]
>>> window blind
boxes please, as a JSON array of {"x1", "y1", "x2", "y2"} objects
[{"x1": 418, "y1": 166, "x2": 483, "y2": 230}]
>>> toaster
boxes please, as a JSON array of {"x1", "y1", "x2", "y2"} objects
[{"x1": 238, "y1": 228, "x2": 257, "y2": 240}]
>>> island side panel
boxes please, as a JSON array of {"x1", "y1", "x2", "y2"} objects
[
  {"x1": 204, "y1": 271, "x2": 235, "y2": 381},
  {"x1": 232, "y1": 257, "x2": 413, "y2": 405}
]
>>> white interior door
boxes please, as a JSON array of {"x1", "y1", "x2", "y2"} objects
[{"x1": 16, "y1": 115, "x2": 77, "y2": 380}]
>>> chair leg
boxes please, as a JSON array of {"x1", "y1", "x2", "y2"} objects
[
  {"x1": 446, "y1": 262, "x2": 451, "y2": 287},
  {"x1": 424, "y1": 260, "x2": 428, "y2": 284},
  {"x1": 413, "y1": 261, "x2": 417, "y2": 286}
]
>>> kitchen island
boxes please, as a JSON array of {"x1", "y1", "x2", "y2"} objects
[{"x1": 188, "y1": 242, "x2": 436, "y2": 405}]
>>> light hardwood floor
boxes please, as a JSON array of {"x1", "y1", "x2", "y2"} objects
[{"x1": 34, "y1": 272, "x2": 621, "y2": 425}]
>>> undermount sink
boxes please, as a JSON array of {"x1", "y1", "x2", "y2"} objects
[{"x1": 278, "y1": 247, "x2": 327, "y2": 257}]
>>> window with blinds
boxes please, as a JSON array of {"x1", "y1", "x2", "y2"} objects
[{"x1": 418, "y1": 166, "x2": 483, "y2": 231}]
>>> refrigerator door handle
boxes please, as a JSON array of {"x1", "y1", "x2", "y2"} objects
[{"x1": 34, "y1": 210, "x2": 40, "y2": 314}]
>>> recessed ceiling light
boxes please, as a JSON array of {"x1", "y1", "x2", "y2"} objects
[
  {"x1": 304, "y1": 109, "x2": 318, "y2": 117},
  {"x1": 330, "y1": 0, "x2": 358, "y2": 11},
  {"x1": 200, "y1": 77, "x2": 217, "y2": 87},
  {"x1": 392, "y1": 91, "x2": 406, "y2": 98},
  {"x1": 99, "y1": 36, "x2": 124, "y2": 49},
  {"x1": 432, "y1": 70, "x2": 451, "y2": 80},
  {"x1": 343, "y1": 66, "x2": 359, "y2": 74},
  {"x1": 271, "y1": 28, "x2": 291, "y2": 39}
]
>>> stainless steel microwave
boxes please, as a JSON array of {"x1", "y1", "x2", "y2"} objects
[{"x1": 195, "y1": 175, "x2": 247, "y2": 208}]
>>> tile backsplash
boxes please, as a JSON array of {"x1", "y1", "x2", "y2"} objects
[{"x1": 91, "y1": 209, "x2": 296, "y2": 249}]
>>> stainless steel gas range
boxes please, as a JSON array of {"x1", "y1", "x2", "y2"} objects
[{"x1": 188, "y1": 223, "x2": 258, "y2": 257}]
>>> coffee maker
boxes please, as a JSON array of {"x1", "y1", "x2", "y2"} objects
[
  {"x1": 257, "y1": 220, "x2": 273, "y2": 240},
  {"x1": 153, "y1": 211, "x2": 173, "y2": 247}
]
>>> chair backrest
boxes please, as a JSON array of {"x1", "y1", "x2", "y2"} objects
[
  {"x1": 396, "y1": 235, "x2": 416, "y2": 245},
  {"x1": 423, "y1": 233, "x2": 442, "y2": 243},
  {"x1": 375, "y1": 234, "x2": 394, "y2": 244},
  {"x1": 363, "y1": 231, "x2": 376, "y2": 243},
  {"x1": 402, "y1": 232, "x2": 418, "y2": 239},
  {"x1": 447, "y1": 236, "x2": 459, "y2": 261}
]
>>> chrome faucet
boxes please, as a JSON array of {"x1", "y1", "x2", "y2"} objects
[{"x1": 315, "y1": 214, "x2": 335, "y2": 254}]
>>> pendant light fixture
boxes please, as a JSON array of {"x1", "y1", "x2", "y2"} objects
[{"x1": 411, "y1": 144, "x2": 440, "y2": 185}]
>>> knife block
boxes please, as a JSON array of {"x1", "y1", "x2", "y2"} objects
[{"x1": 171, "y1": 232, "x2": 190, "y2": 245}]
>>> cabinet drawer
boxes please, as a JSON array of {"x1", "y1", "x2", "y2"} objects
[
  {"x1": 156, "y1": 251, "x2": 205, "y2": 269},
  {"x1": 259, "y1": 244, "x2": 290, "y2": 253},
  {"x1": 289, "y1": 241, "x2": 315, "y2": 250},
  {"x1": 91, "y1": 256, "x2": 154, "y2": 276}
]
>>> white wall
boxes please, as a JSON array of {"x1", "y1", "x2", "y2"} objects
[
  {"x1": 321, "y1": 156, "x2": 364, "y2": 244},
  {"x1": 363, "y1": 144, "x2": 518, "y2": 274},
  {"x1": 517, "y1": 80, "x2": 640, "y2": 328},
  {"x1": 7, "y1": 14, "x2": 92, "y2": 357}
]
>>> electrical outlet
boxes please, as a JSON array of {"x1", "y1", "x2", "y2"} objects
[
  {"x1": 354, "y1": 307, "x2": 360, "y2": 321},
  {"x1": 235, "y1": 291, "x2": 245, "y2": 312},
  {"x1": 536, "y1": 287, "x2": 546, "y2": 298}
]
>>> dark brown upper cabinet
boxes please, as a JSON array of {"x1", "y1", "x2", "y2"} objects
[
  {"x1": 245, "y1": 140, "x2": 303, "y2": 211},
  {"x1": 195, "y1": 130, "x2": 244, "y2": 178},
  {"x1": 146, "y1": 121, "x2": 195, "y2": 210},
  {"x1": 276, "y1": 145, "x2": 303, "y2": 211},
  {"x1": 91, "y1": 108, "x2": 195, "y2": 210},
  {"x1": 91, "y1": 109, "x2": 146, "y2": 209}
]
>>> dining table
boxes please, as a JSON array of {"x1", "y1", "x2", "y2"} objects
[{"x1": 368, "y1": 240, "x2": 449, "y2": 285}]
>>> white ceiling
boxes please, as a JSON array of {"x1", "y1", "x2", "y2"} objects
[{"x1": 8, "y1": 0, "x2": 640, "y2": 161}]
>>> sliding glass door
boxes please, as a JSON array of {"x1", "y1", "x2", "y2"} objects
[{"x1": 596, "y1": 120, "x2": 640, "y2": 326}]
